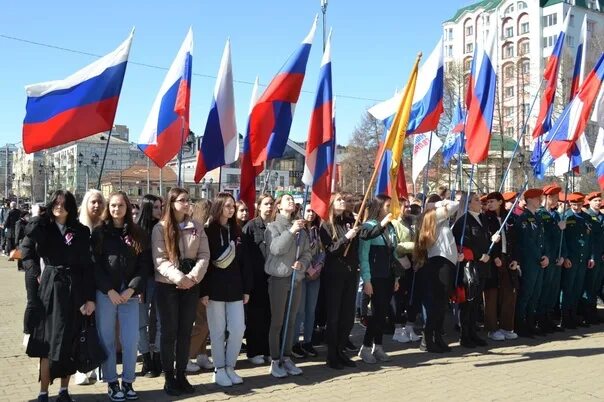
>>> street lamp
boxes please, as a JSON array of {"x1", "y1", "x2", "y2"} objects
[
  {"x1": 78, "y1": 152, "x2": 100, "y2": 190},
  {"x1": 201, "y1": 178, "x2": 214, "y2": 199}
]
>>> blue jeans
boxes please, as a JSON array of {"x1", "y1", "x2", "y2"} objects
[
  {"x1": 96, "y1": 291, "x2": 140, "y2": 383},
  {"x1": 138, "y1": 280, "x2": 161, "y2": 354},
  {"x1": 294, "y1": 278, "x2": 321, "y2": 344}
]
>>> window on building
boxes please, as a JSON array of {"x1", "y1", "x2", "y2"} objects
[
  {"x1": 226, "y1": 174, "x2": 239, "y2": 185},
  {"x1": 570, "y1": 14, "x2": 575, "y2": 27},
  {"x1": 504, "y1": 64, "x2": 514, "y2": 79},
  {"x1": 517, "y1": 1, "x2": 527, "y2": 10},
  {"x1": 543, "y1": 35, "x2": 557, "y2": 48},
  {"x1": 587, "y1": 0, "x2": 598, "y2": 10},
  {"x1": 448, "y1": 28, "x2": 453, "y2": 40},
  {"x1": 503, "y1": 43, "x2": 514, "y2": 59},
  {"x1": 464, "y1": 58, "x2": 473, "y2": 70},
  {"x1": 465, "y1": 25, "x2": 473, "y2": 36},
  {"x1": 465, "y1": 43, "x2": 474, "y2": 54},
  {"x1": 521, "y1": 59, "x2": 530, "y2": 74},
  {"x1": 520, "y1": 22, "x2": 529, "y2": 34},
  {"x1": 505, "y1": 26, "x2": 514, "y2": 38},
  {"x1": 567, "y1": 35, "x2": 575, "y2": 48},
  {"x1": 521, "y1": 103, "x2": 530, "y2": 117},
  {"x1": 446, "y1": 45, "x2": 453, "y2": 57},
  {"x1": 519, "y1": 41, "x2": 530, "y2": 55},
  {"x1": 506, "y1": 127, "x2": 514, "y2": 136},
  {"x1": 587, "y1": 20, "x2": 595, "y2": 32},
  {"x1": 505, "y1": 87, "x2": 515, "y2": 98},
  {"x1": 543, "y1": 13, "x2": 558, "y2": 27},
  {"x1": 505, "y1": 4, "x2": 515, "y2": 15},
  {"x1": 279, "y1": 176, "x2": 285, "y2": 187}
]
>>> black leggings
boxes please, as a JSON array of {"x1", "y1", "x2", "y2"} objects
[
  {"x1": 422, "y1": 257, "x2": 454, "y2": 334},
  {"x1": 324, "y1": 270, "x2": 358, "y2": 354},
  {"x1": 156, "y1": 282, "x2": 199, "y2": 373},
  {"x1": 363, "y1": 277, "x2": 394, "y2": 347}
]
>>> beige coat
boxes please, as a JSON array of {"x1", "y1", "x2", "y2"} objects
[{"x1": 152, "y1": 218, "x2": 210, "y2": 285}]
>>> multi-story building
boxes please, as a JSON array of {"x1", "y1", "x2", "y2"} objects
[
  {"x1": 0, "y1": 144, "x2": 17, "y2": 200},
  {"x1": 100, "y1": 162, "x2": 177, "y2": 203},
  {"x1": 11, "y1": 148, "x2": 45, "y2": 203},
  {"x1": 443, "y1": 0, "x2": 604, "y2": 190}
]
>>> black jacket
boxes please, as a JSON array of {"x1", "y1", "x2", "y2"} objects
[
  {"x1": 452, "y1": 212, "x2": 491, "y2": 280},
  {"x1": 91, "y1": 222, "x2": 149, "y2": 296},
  {"x1": 483, "y1": 211, "x2": 520, "y2": 289},
  {"x1": 319, "y1": 214, "x2": 359, "y2": 277},
  {"x1": 242, "y1": 217, "x2": 270, "y2": 299},
  {"x1": 200, "y1": 221, "x2": 252, "y2": 302},
  {"x1": 15, "y1": 217, "x2": 28, "y2": 245},
  {"x1": 3, "y1": 208, "x2": 21, "y2": 238}
]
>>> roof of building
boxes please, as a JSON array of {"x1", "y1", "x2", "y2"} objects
[
  {"x1": 445, "y1": 0, "x2": 503, "y2": 23},
  {"x1": 489, "y1": 135, "x2": 518, "y2": 153},
  {"x1": 541, "y1": 0, "x2": 604, "y2": 10},
  {"x1": 101, "y1": 161, "x2": 177, "y2": 184}
]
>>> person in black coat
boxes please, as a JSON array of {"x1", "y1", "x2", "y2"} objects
[
  {"x1": 4, "y1": 201, "x2": 21, "y2": 256},
  {"x1": 20, "y1": 190, "x2": 95, "y2": 402},
  {"x1": 241, "y1": 194, "x2": 274, "y2": 365},
  {"x1": 452, "y1": 192, "x2": 492, "y2": 349},
  {"x1": 92, "y1": 191, "x2": 149, "y2": 401},
  {"x1": 14, "y1": 210, "x2": 31, "y2": 270}
]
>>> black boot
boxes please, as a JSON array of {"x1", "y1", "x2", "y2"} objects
[
  {"x1": 527, "y1": 315, "x2": 545, "y2": 336},
  {"x1": 326, "y1": 347, "x2": 343, "y2": 369},
  {"x1": 560, "y1": 309, "x2": 577, "y2": 329},
  {"x1": 163, "y1": 371, "x2": 181, "y2": 396},
  {"x1": 460, "y1": 324, "x2": 476, "y2": 348},
  {"x1": 537, "y1": 314, "x2": 553, "y2": 334},
  {"x1": 337, "y1": 349, "x2": 357, "y2": 367},
  {"x1": 547, "y1": 312, "x2": 565, "y2": 332},
  {"x1": 140, "y1": 352, "x2": 153, "y2": 377},
  {"x1": 515, "y1": 318, "x2": 534, "y2": 338},
  {"x1": 150, "y1": 352, "x2": 162, "y2": 377},
  {"x1": 469, "y1": 327, "x2": 487, "y2": 347},
  {"x1": 434, "y1": 330, "x2": 452, "y2": 352},
  {"x1": 176, "y1": 371, "x2": 195, "y2": 394},
  {"x1": 421, "y1": 328, "x2": 444, "y2": 353}
]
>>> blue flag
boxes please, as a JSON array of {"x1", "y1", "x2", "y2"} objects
[{"x1": 442, "y1": 101, "x2": 465, "y2": 166}]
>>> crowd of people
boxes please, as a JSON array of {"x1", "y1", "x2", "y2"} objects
[{"x1": 1, "y1": 183, "x2": 603, "y2": 402}]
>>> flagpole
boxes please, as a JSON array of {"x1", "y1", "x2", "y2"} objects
[
  {"x1": 421, "y1": 131, "x2": 434, "y2": 207},
  {"x1": 177, "y1": 115, "x2": 186, "y2": 187},
  {"x1": 96, "y1": 129, "x2": 113, "y2": 190},
  {"x1": 455, "y1": 164, "x2": 475, "y2": 288},
  {"x1": 557, "y1": 156, "x2": 573, "y2": 259},
  {"x1": 451, "y1": 134, "x2": 464, "y2": 200},
  {"x1": 499, "y1": 77, "x2": 545, "y2": 193}
]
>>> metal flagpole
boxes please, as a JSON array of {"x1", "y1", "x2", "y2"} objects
[
  {"x1": 454, "y1": 164, "x2": 475, "y2": 288},
  {"x1": 96, "y1": 129, "x2": 113, "y2": 190},
  {"x1": 177, "y1": 116, "x2": 186, "y2": 187},
  {"x1": 421, "y1": 131, "x2": 434, "y2": 208}
]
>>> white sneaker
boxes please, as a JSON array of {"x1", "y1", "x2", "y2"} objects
[
  {"x1": 488, "y1": 330, "x2": 506, "y2": 341},
  {"x1": 248, "y1": 355, "x2": 265, "y2": 365},
  {"x1": 186, "y1": 361, "x2": 201, "y2": 373},
  {"x1": 282, "y1": 357, "x2": 303, "y2": 376},
  {"x1": 269, "y1": 360, "x2": 288, "y2": 378},
  {"x1": 405, "y1": 325, "x2": 421, "y2": 342},
  {"x1": 501, "y1": 329, "x2": 518, "y2": 340},
  {"x1": 225, "y1": 367, "x2": 243, "y2": 385},
  {"x1": 213, "y1": 368, "x2": 233, "y2": 387},
  {"x1": 358, "y1": 345, "x2": 377, "y2": 364},
  {"x1": 372, "y1": 345, "x2": 391, "y2": 362},
  {"x1": 392, "y1": 327, "x2": 410, "y2": 343},
  {"x1": 74, "y1": 371, "x2": 89, "y2": 385},
  {"x1": 196, "y1": 354, "x2": 214, "y2": 370}
]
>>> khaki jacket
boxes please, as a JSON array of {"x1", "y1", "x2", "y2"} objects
[{"x1": 152, "y1": 218, "x2": 210, "y2": 285}]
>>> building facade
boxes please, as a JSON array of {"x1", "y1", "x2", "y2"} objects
[{"x1": 1, "y1": 144, "x2": 17, "y2": 201}]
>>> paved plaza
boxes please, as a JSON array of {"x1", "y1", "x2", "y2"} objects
[{"x1": 1, "y1": 257, "x2": 603, "y2": 401}]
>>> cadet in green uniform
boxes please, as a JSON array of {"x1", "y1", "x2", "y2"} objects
[
  {"x1": 514, "y1": 189, "x2": 550, "y2": 337},
  {"x1": 535, "y1": 185, "x2": 566, "y2": 333},
  {"x1": 561, "y1": 192, "x2": 595, "y2": 328},
  {"x1": 581, "y1": 192, "x2": 603, "y2": 324}
]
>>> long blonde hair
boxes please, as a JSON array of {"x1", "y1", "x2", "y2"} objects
[
  {"x1": 78, "y1": 189, "x2": 105, "y2": 231},
  {"x1": 413, "y1": 205, "x2": 438, "y2": 268}
]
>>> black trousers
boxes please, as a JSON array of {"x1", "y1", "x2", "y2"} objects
[
  {"x1": 394, "y1": 270, "x2": 422, "y2": 324},
  {"x1": 324, "y1": 269, "x2": 358, "y2": 356},
  {"x1": 363, "y1": 277, "x2": 394, "y2": 347},
  {"x1": 245, "y1": 288, "x2": 271, "y2": 358},
  {"x1": 422, "y1": 256, "x2": 454, "y2": 334},
  {"x1": 156, "y1": 282, "x2": 199, "y2": 373}
]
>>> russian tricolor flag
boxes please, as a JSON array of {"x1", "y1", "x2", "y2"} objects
[
  {"x1": 239, "y1": 77, "x2": 263, "y2": 217},
  {"x1": 22, "y1": 31, "x2": 133, "y2": 153},
  {"x1": 248, "y1": 17, "x2": 317, "y2": 167},
  {"x1": 442, "y1": 100, "x2": 465, "y2": 166},
  {"x1": 374, "y1": 133, "x2": 407, "y2": 198},
  {"x1": 138, "y1": 28, "x2": 193, "y2": 168},
  {"x1": 302, "y1": 30, "x2": 335, "y2": 220},
  {"x1": 194, "y1": 39, "x2": 238, "y2": 182},
  {"x1": 464, "y1": 27, "x2": 497, "y2": 164},
  {"x1": 368, "y1": 38, "x2": 444, "y2": 134},
  {"x1": 532, "y1": 11, "x2": 570, "y2": 139},
  {"x1": 591, "y1": 128, "x2": 604, "y2": 189}
]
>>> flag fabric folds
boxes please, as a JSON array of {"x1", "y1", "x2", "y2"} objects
[
  {"x1": 194, "y1": 39, "x2": 238, "y2": 182},
  {"x1": 464, "y1": 28, "x2": 497, "y2": 164},
  {"x1": 23, "y1": 31, "x2": 133, "y2": 153},
  {"x1": 412, "y1": 132, "x2": 443, "y2": 184},
  {"x1": 302, "y1": 31, "x2": 335, "y2": 220},
  {"x1": 248, "y1": 17, "x2": 317, "y2": 167},
  {"x1": 592, "y1": 128, "x2": 604, "y2": 189},
  {"x1": 384, "y1": 54, "x2": 421, "y2": 216},
  {"x1": 570, "y1": 15, "x2": 587, "y2": 101},
  {"x1": 553, "y1": 134, "x2": 591, "y2": 176},
  {"x1": 239, "y1": 78, "x2": 263, "y2": 218},
  {"x1": 137, "y1": 28, "x2": 193, "y2": 168},
  {"x1": 368, "y1": 38, "x2": 444, "y2": 134},
  {"x1": 442, "y1": 100, "x2": 465, "y2": 166},
  {"x1": 374, "y1": 133, "x2": 407, "y2": 198},
  {"x1": 532, "y1": 11, "x2": 570, "y2": 139}
]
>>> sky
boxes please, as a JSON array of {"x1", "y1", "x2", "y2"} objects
[{"x1": 0, "y1": 0, "x2": 470, "y2": 149}]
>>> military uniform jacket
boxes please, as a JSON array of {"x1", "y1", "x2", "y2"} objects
[
  {"x1": 536, "y1": 207, "x2": 567, "y2": 260},
  {"x1": 514, "y1": 209, "x2": 548, "y2": 268},
  {"x1": 563, "y1": 210, "x2": 593, "y2": 263},
  {"x1": 585, "y1": 209, "x2": 603, "y2": 260}
]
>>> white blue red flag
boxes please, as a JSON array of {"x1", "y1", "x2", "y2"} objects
[
  {"x1": 442, "y1": 100, "x2": 465, "y2": 166},
  {"x1": 532, "y1": 11, "x2": 570, "y2": 139},
  {"x1": 239, "y1": 77, "x2": 263, "y2": 217},
  {"x1": 302, "y1": 30, "x2": 335, "y2": 220},
  {"x1": 248, "y1": 17, "x2": 317, "y2": 166},
  {"x1": 591, "y1": 128, "x2": 604, "y2": 189},
  {"x1": 412, "y1": 132, "x2": 442, "y2": 184},
  {"x1": 570, "y1": 15, "x2": 587, "y2": 100},
  {"x1": 553, "y1": 134, "x2": 591, "y2": 175},
  {"x1": 374, "y1": 132, "x2": 407, "y2": 198},
  {"x1": 138, "y1": 28, "x2": 193, "y2": 168},
  {"x1": 194, "y1": 39, "x2": 238, "y2": 182},
  {"x1": 465, "y1": 27, "x2": 496, "y2": 164},
  {"x1": 368, "y1": 38, "x2": 444, "y2": 134},
  {"x1": 533, "y1": 52, "x2": 604, "y2": 179},
  {"x1": 23, "y1": 30, "x2": 133, "y2": 153}
]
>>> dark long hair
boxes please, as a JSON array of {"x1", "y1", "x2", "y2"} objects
[
  {"x1": 365, "y1": 194, "x2": 391, "y2": 222},
  {"x1": 161, "y1": 187, "x2": 189, "y2": 264},
  {"x1": 46, "y1": 190, "x2": 79, "y2": 227},
  {"x1": 208, "y1": 192, "x2": 241, "y2": 239},
  {"x1": 137, "y1": 194, "x2": 160, "y2": 236},
  {"x1": 103, "y1": 191, "x2": 145, "y2": 254}
]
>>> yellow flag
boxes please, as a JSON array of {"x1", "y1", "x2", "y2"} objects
[{"x1": 385, "y1": 53, "x2": 422, "y2": 217}]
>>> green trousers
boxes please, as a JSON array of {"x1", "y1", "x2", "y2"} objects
[
  {"x1": 516, "y1": 263, "x2": 544, "y2": 320},
  {"x1": 537, "y1": 262, "x2": 561, "y2": 314}
]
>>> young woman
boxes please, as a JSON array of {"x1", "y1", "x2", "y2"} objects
[
  {"x1": 292, "y1": 206, "x2": 324, "y2": 359},
  {"x1": 452, "y1": 193, "x2": 491, "y2": 349},
  {"x1": 200, "y1": 193, "x2": 251, "y2": 387},
  {"x1": 358, "y1": 194, "x2": 400, "y2": 364},
  {"x1": 265, "y1": 194, "x2": 312, "y2": 378},
  {"x1": 21, "y1": 190, "x2": 95, "y2": 402},
  {"x1": 413, "y1": 195, "x2": 460, "y2": 353},
  {"x1": 92, "y1": 191, "x2": 149, "y2": 401},
  {"x1": 74, "y1": 189, "x2": 106, "y2": 386},
  {"x1": 235, "y1": 200, "x2": 249, "y2": 228},
  {"x1": 136, "y1": 194, "x2": 163, "y2": 378},
  {"x1": 242, "y1": 194, "x2": 274, "y2": 365},
  {"x1": 319, "y1": 193, "x2": 360, "y2": 369},
  {"x1": 483, "y1": 192, "x2": 519, "y2": 341},
  {"x1": 152, "y1": 188, "x2": 210, "y2": 396},
  {"x1": 187, "y1": 199, "x2": 214, "y2": 372}
]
